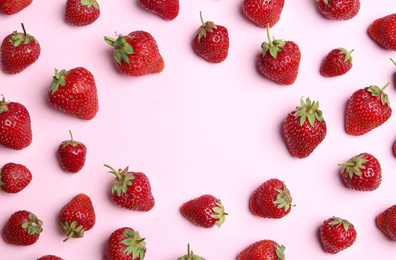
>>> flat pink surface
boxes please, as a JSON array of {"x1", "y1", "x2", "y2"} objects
[{"x1": 1, "y1": 1, "x2": 396, "y2": 259}]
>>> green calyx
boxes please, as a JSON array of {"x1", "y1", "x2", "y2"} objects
[
  {"x1": 273, "y1": 182, "x2": 293, "y2": 212},
  {"x1": 178, "y1": 244, "x2": 205, "y2": 260},
  {"x1": 195, "y1": 11, "x2": 217, "y2": 42},
  {"x1": 49, "y1": 68, "x2": 68, "y2": 94},
  {"x1": 338, "y1": 48, "x2": 354, "y2": 63},
  {"x1": 121, "y1": 229, "x2": 146, "y2": 260},
  {"x1": 61, "y1": 220, "x2": 85, "y2": 242},
  {"x1": 211, "y1": 199, "x2": 228, "y2": 227},
  {"x1": 104, "y1": 34, "x2": 134, "y2": 65},
  {"x1": 275, "y1": 245, "x2": 286, "y2": 260},
  {"x1": 329, "y1": 217, "x2": 354, "y2": 232},
  {"x1": 81, "y1": 0, "x2": 99, "y2": 9},
  {"x1": 293, "y1": 97, "x2": 324, "y2": 126},
  {"x1": 9, "y1": 23, "x2": 38, "y2": 47},
  {"x1": 367, "y1": 83, "x2": 391, "y2": 106},
  {"x1": 22, "y1": 212, "x2": 43, "y2": 236},
  {"x1": 104, "y1": 164, "x2": 134, "y2": 196},
  {"x1": 0, "y1": 95, "x2": 9, "y2": 114},
  {"x1": 338, "y1": 154, "x2": 368, "y2": 178},
  {"x1": 61, "y1": 130, "x2": 82, "y2": 148},
  {"x1": 261, "y1": 24, "x2": 286, "y2": 59}
]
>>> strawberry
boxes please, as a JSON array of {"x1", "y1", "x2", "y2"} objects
[
  {"x1": 37, "y1": 256, "x2": 64, "y2": 260},
  {"x1": 193, "y1": 11, "x2": 229, "y2": 63},
  {"x1": 178, "y1": 244, "x2": 206, "y2": 260},
  {"x1": 2, "y1": 210, "x2": 43, "y2": 246},
  {"x1": 249, "y1": 178, "x2": 293, "y2": 219},
  {"x1": 48, "y1": 66, "x2": 99, "y2": 120},
  {"x1": 0, "y1": 96, "x2": 32, "y2": 150},
  {"x1": 338, "y1": 153, "x2": 382, "y2": 191},
  {"x1": 368, "y1": 13, "x2": 396, "y2": 51},
  {"x1": 283, "y1": 97, "x2": 327, "y2": 159},
  {"x1": 65, "y1": 0, "x2": 100, "y2": 26},
  {"x1": 376, "y1": 204, "x2": 396, "y2": 240},
  {"x1": 58, "y1": 193, "x2": 96, "y2": 241},
  {"x1": 242, "y1": 0, "x2": 285, "y2": 28},
  {"x1": 345, "y1": 83, "x2": 392, "y2": 136},
  {"x1": 0, "y1": 162, "x2": 32, "y2": 193},
  {"x1": 317, "y1": 0, "x2": 360, "y2": 20},
  {"x1": 104, "y1": 30, "x2": 164, "y2": 76},
  {"x1": 320, "y1": 217, "x2": 357, "y2": 254},
  {"x1": 104, "y1": 165, "x2": 155, "y2": 212},
  {"x1": 104, "y1": 227, "x2": 146, "y2": 260},
  {"x1": 238, "y1": 239, "x2": 285, "y2": 260},
  {"x1": 0, "y1": 0, "x2": 32, "y2": 14},
  {"x1": 1, "y1": 23, "x2": 41, "y2": 74},
  {"x1": 180, "y1": 194, "x2": 227, "y2": 228},
  {"x1": 139, "y1": 0, "x2": 179, "y2": 21},
  {"x1": 258, "y1": 25, "x2": 301, "y2": 85},
  {"x1": 58, "y1": 130, "x2": 87, "y2": 173},
  {"x1": 320, "y1": 48, "x2": 353, "y2": 77}
]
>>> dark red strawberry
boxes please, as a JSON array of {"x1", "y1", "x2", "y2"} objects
[
  {"x1": 238, "y1": 239, "x2": 285, "y2": 260},
  {"x1": 37, "y1": 256, "x2": 64, "y2": 260},
  {"x1": 0, "y1": 162, "x2": 32, "y2": 193},
  {"x1": 377, "y1": 204, "x2": 396, "y2": 240},
  {"x1": 65, "y1": 0, "x2": 100, "y2": 26},
  {"x1": 0, "y1": 0, "x2": 32, "y2": 14},
  {"x1": 368, "y1": 13, "x2": 396, "y2": 51},
  {"x1": 0, "y1": 96, "x2": 32, "y2": 150},
  {"x1": 178, "y1": 244, "x2": 206, "y2": 260},
  {"x1": 2, "y1": 210, "x2": 43, "y2": 246},
  {"x1": 58, "y1": 131, "x2": 87, "y2": 173},
  {"x1": 104, "y1": 165, "x2": 155, "y2": 212},
  {"x1": 320, "y1": 48, "x2": 353, "y2": 77},
  {"x1": 345, "y1": 83, "x2": 392, "y2": 136},
  {"x1": 104, "y1": 227, "x2": 146, "y2": 260},
  {"x1": 48, "y1": 66, "x2": 99, "y2": 120},
  {"x1": 59, "y1": 193, "x2": 96, "y2": 241},
  {"x1": 139, "y1": 0, "x2": 179, "y2": 20},
  {"x1": 317, "y1": 0, "x2": 360, "y2": 20},
  {"x1": 180, "y1": 194, "x2": 227, "y2": 228},
  {"x1": 320, "y1": 217, "x2": 357, "y2": 254},
  {"x1": 1, "y1": 23, "x2": 40, "y2": 74},
  {"x1": 193, "y1": 12, "x2": 229, "y2": 63},
  {"x1": 104, "y1": 30, "x2": 164, "y2": 76},
  {"x1": 242, "y1": 0, "x2": 285, "y2": 28}
]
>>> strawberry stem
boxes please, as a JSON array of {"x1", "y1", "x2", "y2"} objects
[
  {"x1": 199, "y1": 11, "x2": 205, "y2": 26},
  {"x1": 382, "y1": 82, "x2": 390, "y2": 91},
  {"x1": 21, "y1": 23, "x2": 26, "y2": 36},
  {"x1": 391, "y1": 58, "x2": 396, "y2": 66}
]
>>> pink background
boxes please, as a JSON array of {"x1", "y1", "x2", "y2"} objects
[{"x1": 1, "y1": 0, "x2": 396, "y2": 259}]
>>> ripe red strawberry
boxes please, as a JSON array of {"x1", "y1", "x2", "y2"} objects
[
  {"x1": 104, "y1": 165, "x2": 155, "y2": 211},
  {"x1": 193, "y1": 12, "x2": 229, "y2": 63},
  {"x1": 0, "y1": 162, "x2": 32, "y2": 193},
  {"x1": 249, "y1": 178, "x2": 293, "y2": 219},
  {"x1": 59, "y1": 193, "x2": 96, "y2": 241},
  {"x1": 2, "y1": 210, "x2": 43, "y2": 246},
  {"x1": 339, "y1": 153, "x2": 382, "y2": 191},
  {"x1": 317, "y1": 0, "x2": 360, "y2": 20},
  {"x1": 178, "y1": 244, "x2": 206, "y2": 260},
  {"x1": 368, "y1": 13, "x2": 396, "y2": 51},
  {"x1": 238, "y1": 239, "x2": 285, "y2": 260},
  {"x1": 180, "y1": 194, "x2": 227, "y2": 228},
  {"x1": 58, "y1": 131, "x2": 87, "y2": 173},
  {"x1": 1, "y1": 23, "x2": 41, "y2": 74},
  {"x1": 242, "y1": 0, "x2": 285, "y2": 28},
  {"x1": 0, "y1": 96, "x2": 32, "y2": 150},
  {"x1": 65, "y1": 0, "x2": 100, "y2": 26},
  {"x1": 139, "y1": 0, "x2": 179, "y2": 21},
  {"x1": 320, "y1": 217, "x2": 357, "y2": 254},
  {"x1": 37, "y1": 256, "x2": 64, "y2": 260},
  {"x1": 283, "y1": 97, "x2": 327, "y2": 158},
  {"x1": 104, "y1": 30, "x2": 164, "y2": 76},
  {"x1": 320, "y1": 48, "x2": 353, "y2": 77},
  {"x1": 0, "y1": 0, "x2": 32, "y2": 14},
  {"x1": 345, "y1": 83, "x2": 392, "y2": 136},
  {"x1": 104, "y1": 227, "x2": 146, "y2": 260},
  {"x1": 48, "y1": 66, "x2": 99, "y2": 120},
  {"x1": 258, "y1": 25, "x2": 301, "y2": 85},
  {"x1": 376, "y1": 204, "x2": 396, "y2": 240}
]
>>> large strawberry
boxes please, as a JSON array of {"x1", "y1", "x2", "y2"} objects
[
  {"x1": 320, "y1": 217, "x2": 357, "y2": 254},
  {"x1": 65, "y1": 0, "x2": 100, "y2": 26},
  {"x1": 104, "y1": 227, "x2": 146, "y2": 260},
  {"x1": 376, "y1": 204, "x2": 396, "y2": 240},
  {"x1": 317, "y1": 0, "x2": 360, "y2": 20},
  {"x1": 104, "y1": 165, "x2": 155, "y2": 212},
  {"x1": 345, "y1": 83, "x2": 392, "y2": 136},
  {"x1": 242, "y1": 0, "x2": 285, "y2": 28},
  {"x1": 37, "y1": 256, "x2": 64, "y2": 260},
  {"x1": 193, "y1": 12, "x2": 229, "y2": 63},
  {"x1": 59, "y1": 193, "x2": 96, "y2": 241},
  {"x1": 0, "y1": 0, "x2": 32, "y2": 14},
  {"x1": 178, "y1": 244, "x2": 206, "y2": 260},
  {"x1": 104, "y1": 30, "x2": 164, "y2": 76},
  {"x1": 258, "y1": 25, "x2": 301, "y2": 85},
  {"x1": 0, "y1": 96, "x2": 32, "y2": 150},
  {"x1": 238, "y1": 239, "x2": 285, "y2": 260},
  {"x1": 0, "y1": 162, "x2": 32, "y2": 193},
  {"x1": 320, "y1": 48, "x2": 353, "y2": 77},
  {"x1": 2, "y1": 210, "x2": 43, "y2": 246},
  {"x1": 368, "y1": 13, "x2": 396, "y2": 51},
  {"x1": 48, "y1": 66, "x2": 99, "y2": 120},
  {"x1": 283, "y1": 97, "x2": 327, "y2": 158},
  {"x1": 1, "y1": 23, "x2": 41, "y2": 74},
  {"x1": 58, "y1": 131, "x2": 87, "y2": 173},
  {"x1": 139, "y1": 0, "x2": 179, "y2": 21}
]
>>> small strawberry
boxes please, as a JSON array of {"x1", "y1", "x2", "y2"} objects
[
  {"x1": 37, "y1": 256, "x2": 64, "y2": 260},
  {"x1": 59, "y1": 193, "x2": 96, "y2": 241},
  {"x1": 368, "y1": 13, "x2": 396, "y2": 51},
  {"x1": 338, "y1": 153, "x2": 382, "y2": 191},
  {"x1": 242, "y1": 0, "x2": 285, "y2": 28},
  {"x1": 65, "y1": 0, "x2": 100, "y2": 26},
  {"x1": 317, "y1": 0, "x2": 360, "y2": 20},
  {"x1": 104, "y1": 227, "x2": 146, "y2": 260},
  {"x1": 178, "y1": 244, "x2": 206, "y2": 260},
  {"x1": 0, "y1": 0, "x2": 32, "y2": 15},
  {"x1": 104, "y1": 30, "x2": 164, "y2": 76},
  {"x1": 238, "y1": 239, "x2": 285, "y2": 260},
  {"x1": 57, "y1": 130, "x2": 87, "y2": 173},
  {"x1": 258, "y1": 25, "x2": 301, "y2": 85},
  {"x1": 104, "y1": 165, "x2": 155, "y2": 212},
  {"x1": 345, "y1": 83, "x2": 392, "y2": 136},
  {"x1": 1, "y1": 23, "x2": 41, "y2": 74},
  {"x1": 193, "y1": 11, "x2": 229, "y2": 63},
  {"x1": 2, "y1": 210, "x2": 43, "y2": 246},
  {"x1": 320, "y1": 217, "x2": 357, "y2": 254},
  {"x1": 376, "y1": 204, "x2": 396, "y2": 240},
  {"x1": 180, "y1": 194, "x2": 227, "y2": 228},
  {"x1": 0, "y1": 96, "x2": 32, "y2": 150},
  {"x1": 283, "y1": 97, "x2": 327, "y2": 159},
  {"x1": 139, "y1": 0, "x2": 179, "y2": 21},
  {"x1": 48, "y1": 66, "x2": 99, "y2": 120},
  {"x1": 0, "y1": 162, "x2": 32, "y2": 193},
  {"x1": 320, "y1": 48, "x2": 353, "y2": 77}
]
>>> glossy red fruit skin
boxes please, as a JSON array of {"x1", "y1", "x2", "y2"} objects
[
  {"x1": 320, "y1": 217, "x2": 357, "y2": 254},
  {"x1": 2, "y1": 210, "x2": 42, "y2": 246},
  {"x1": 238, "y1": 239, "x2": 285, "y2": 260},
  {"x1": 0, "y1": 0, "x2": 32, "y2": 15},
  {"x1": 139, "y1": 0, "x2": 179, "y2": 20},
  {"x1": 368, "y1": 13, "x2": 396, "y2": 51},
  {"x1": 242, "y1": 0, "x2": 285, "y2": 28},
  {"x1": 320, "y1": 48, "x2": 353, "y2": 77},
  {"x1": 37, "y1": 255, "x2": 64, "y2": 260},
  {"x1": 377, "y1": 204, "x2": 396, "y2": 240},
  {"x1": 57, "y1": 135, "x2": 87, "y2": 173},
  {"x1": 0, "y1": 162, "x2": 32, "y2": 193},
  {"x1": 193, "y1": 23, "x2": 229, "y2": 63},
  {"x1": 104, "y1": 227, "x2": 146, "y2": 260},
  {"x1": 65, "y1": 0, "x2": 100, "y2": 26},
  {"x1": 317, "y1": 0, "x2": 360, "y2": 20}
]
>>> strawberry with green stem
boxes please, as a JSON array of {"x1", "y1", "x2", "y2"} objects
[
  {"x1": 65, "y1": 0, "x2": 100, "y2": 26},
  {"x1": 238, "y1": 239, "x2": 285, "y2": 260},
  {"x1": 317, "y1": 0, "x2": 360, "y2": 20},
  {"x1": 320, "y1": 48, "x2": 354, "y2": 77},
  {"x1": 320, "y1": 217, "x2": 357, "y2": 254},
  {"x1": 58, "y1": 130, "x2": 87, "y2": 173},
  {"x1": 104, "y1": 227, "x2": 146, "y2": 260},
  {"x1": 178, "y1": 244, "x2": 206, "y2": 260}
]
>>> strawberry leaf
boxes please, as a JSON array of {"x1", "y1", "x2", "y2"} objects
[
  {"x1": 121, "y1": 229, "x2": 146, "y2": 260},
  {"x1": 104, "y1": 34, "x2": 134, "y2": 65},
  {"x1": 338, "y1": 154, "x2": 368, "y2": 178},
  {"x1": 273, "y1": 182, "x2": 293, "y2": 212},
  {"x1": 293, "y1": 97, "x2": 324, "y2": 126}
]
